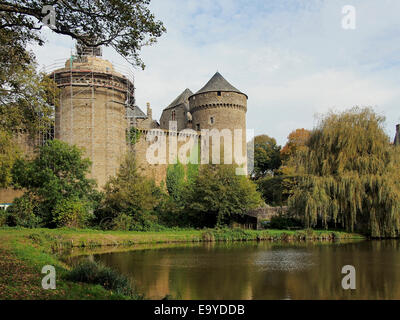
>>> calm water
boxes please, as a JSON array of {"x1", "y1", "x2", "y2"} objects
[{"x1": 73, "y1": 240, "x2": 400, "y2": 300}]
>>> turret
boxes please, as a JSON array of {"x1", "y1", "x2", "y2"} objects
[{"x1": 188, "y1": 72, "x2": 247, "y2": 172}]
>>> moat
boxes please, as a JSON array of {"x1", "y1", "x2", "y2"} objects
[{"x1": 70, "y1": 240, "x2": 400, "y2": 300}]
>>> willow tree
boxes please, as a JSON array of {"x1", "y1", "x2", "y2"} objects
[{"x1": 289, "y1": 107, "x2": 400, "y2": 238}]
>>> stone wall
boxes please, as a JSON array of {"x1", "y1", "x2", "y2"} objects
[
  {"x1": 132, "y1": 129, "x2": 199, "y2": 184},
  {"x1": 159, "y1": 104, "x2": 188, "y2": 132},
  {"x1": 0, "y1": 189, "x2": 24, "y2": 205},
  {"x1": 247, "y1": 206, "x2": 289, "y2": 229},
  {"x1": 247, "y1": 206, "x2": 289, "y2": 220}
]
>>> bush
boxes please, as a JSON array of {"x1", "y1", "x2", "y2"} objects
[
  {"x1": 0, "y1": 209, "x2": 7, "y2": 227},
  {"x1": 6, "y1": 194, "x2": 42, "y2": 228},
  {"x1": 268, "y1": 215, "x2": 303, "y2": 230},
  {"x1": 99, "y1": 154, "x2": 163, "y2": 231},
  {"x1": 52, "y1": 198, "x2": 93, "y2": 228},
  {"x1": 112, "y1": 213, "x2": 135, "y2": 231},
  {"x1": 66, "y1": 260, "x2": 141, "y2": 298},
  {"x1": 257, "y1": 175, "x2": 298, "y2": 207},
  {"x1": 185, "y1": 165, "x2": 264, "y2": 228},
  {"x1": 11, "y1": 140, "x2": 98, "y2": 227},
  {"x1": 157, "y1": 197, "x2": 188, "y2": 228}
]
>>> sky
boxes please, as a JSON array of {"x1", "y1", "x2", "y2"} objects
[{"x1": 31, "y1": 0, "x2": 400, "y2": 146}]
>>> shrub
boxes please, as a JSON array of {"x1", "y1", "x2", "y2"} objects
[
  {"x1": 166, "y1": 161, "x2": 185, "y2": 201},
  {"x1": 269, "y1": 215, "x2": 303, "y2": 230},
  {"x1": 99, "y1": 154, "x2": 163, "y2": 231},
  {"x1": 52, "y1": 198, "x2": 92, "y2": 228},
  {"x1": 185, "y1": 165, "x2": 264, "y2": 228},
  {"x1": 6, "y1": 194, "x2": 42, "y2": 228},
  {"x1": 66, "y1": 260, "x2": 141, "y2": 298},
  {"x1": 112, "y1": 213, "x2": 135, "y2": 231},
  {"x1": 11, "y1": 140, "x2": 98, "y2": 227},
  {"x1": 0, "y1": 209, "x2": 7, "y2": 227}
]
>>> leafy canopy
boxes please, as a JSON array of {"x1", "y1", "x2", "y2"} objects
[
  {"x1": 185, "y1": 165, "x2": 264, "y2": 228},
  {"x1": 99, "y1": 153, "x2": 162, "y2": 230},
  {"x1": 0, "y1": 130, "x2": 20, "y2": 188},
  {"x1": 280, "y1": 128, "x2": 311, "y2": 162},
  {"x1": 12, "y1": 139, "x2": 97, "y2": 226},
  {"x1": 166, "y1": 161, "x2": 186, "y2": 202},
  {"x1": 250, "y1": 135, "x2": 281, "y2": 180},
  {"x1": 289, "y1": 107, "x2": 400, "y2": 237},
  {"x1": 0, "y1": 0, "x2": 166, "y2": 69}
]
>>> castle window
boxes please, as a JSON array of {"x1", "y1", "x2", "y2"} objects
[
  {"x1": 196, "y1": 124, "x2": 200, "y2": 131},
  {"x1": 217, "y1": 91, "x2": 221, "y2": 96},
  {"x1": 210, "y1": 117, "x2": 215, "y2": 125},
  {"x1": 172, "y1": 110, "x2": 176, "y2": 121}
]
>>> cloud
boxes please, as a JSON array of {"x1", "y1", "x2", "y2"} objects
[{"x1": 30, "y1": 0, "x2": 400, "y2": 145}]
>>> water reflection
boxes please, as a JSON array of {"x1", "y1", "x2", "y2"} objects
[{"x1": 75, "y1": 240, "x2": 400, "y2": 300}]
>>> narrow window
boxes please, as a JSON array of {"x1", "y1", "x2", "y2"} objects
[
  {"x1": 196, "y1": 124, "x2": 200, "y2": 131},
  {"x1": 172, "y1": 110, "x2": 176, "y2": 121},
  {"x1": 210, "y1": 117, "x2": 215, "y2": 125},
  {"x1": 217, "y1": 91, "x2": 221, "y2": 96}
]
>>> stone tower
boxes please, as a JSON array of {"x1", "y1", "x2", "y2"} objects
[
  {"x1": 189, "y1": 72, "x2": 248, "y2": 171},
  {"x1": 50, "y1": 44, "x2": 135, "y2": 188}
]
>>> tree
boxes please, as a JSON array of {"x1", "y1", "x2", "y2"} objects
[
  {"x1": 289, "y1": 107, "x2": 400, "y2": 237},
  {"x1": 280, "y1": 128, "x2": 311, "y2": 162},
  {"x1": 166, "y1": 161, "x2": 185, "y2": 202},
  {"x1": 0, "y1": 130, "x2": 20, "y2": 188},
  {"x1": 250, "y1": 135, "x2": 281, "y2": 180},
  {"x1": 11, "y1": 139, "x2": 97, "y2": 227},
  {"x1": 0, "y1": 0, "x2": 166, "y2": 69},
  {"x1": 185, "y1": 165, "x2": 263, "y2": 228},
  {"x1": 256, "y1": 129, "x2": 311, "y2": 206},
  {"x1": 0, "y1": 61, "x2": 56, "y2": 135},
  {"x1": 99, "y1": 153, "x2": 162, "y2": 230},
  {"x1": 0, "y1": 30, "x2": 56, "y2": 188}
]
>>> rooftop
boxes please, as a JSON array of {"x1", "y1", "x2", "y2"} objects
[
  {"x1": 127, "y1": 105, "x2": 147, "y2": 119},
  {"x1": 164, "y1": 88, "x2": 193, "y2": 111},
  {"x1": 193, "y1": 72, "x2": 247, "y2": 97}
]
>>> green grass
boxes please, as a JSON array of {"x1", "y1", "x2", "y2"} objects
[
  {"x1": 0, "y1": 227, "x2": 364, "y2": 300},
  {"x1": 0, "y1": 227, "x2": 365, "y2": 251}
]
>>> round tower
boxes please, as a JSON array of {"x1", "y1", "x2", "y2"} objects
[
  {"x1": 189, "y1": 72, "x2": 248, "y2": 171},
  {"x1": 50, "y1": 44, "x2": 135, "y2": 188}
]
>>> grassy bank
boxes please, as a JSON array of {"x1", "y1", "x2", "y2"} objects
[{"x1": 0, "y1": 227, "x2": 364, "y2": 300}]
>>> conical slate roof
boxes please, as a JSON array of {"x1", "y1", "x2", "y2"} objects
[
  {"x1": 194, "y1": 72, "x2": 246, "y2": 97},
  {"x1": 164, "y1": 88, "x2": 193, "y2": 111}
]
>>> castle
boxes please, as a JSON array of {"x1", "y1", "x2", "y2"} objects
[
  {"x1": 130, "y1": 71, "x2": 248, "y2": 183},
  {"x1": 2, "y1": 45, "x2": 248, "y2": 202},
  {"x1": 1, "y1": 45, "x2": 399, "y2": 207}
]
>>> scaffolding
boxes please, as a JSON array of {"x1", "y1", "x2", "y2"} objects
[{"x1": 44, "y1": 48, "x2": 135, "y2": 186}]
